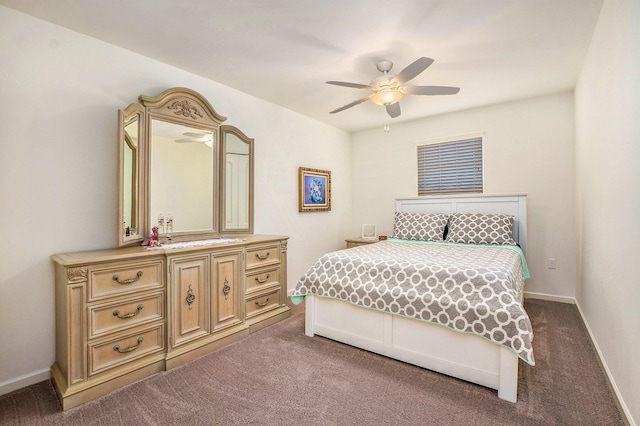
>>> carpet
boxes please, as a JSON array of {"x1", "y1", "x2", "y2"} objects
[{"x1": 0, "y1": 299, "x2": 626, "y2": 425}]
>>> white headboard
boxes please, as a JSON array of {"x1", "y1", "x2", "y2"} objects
[{"x1": 396, "y1": 193, "x2": 528, "y2": 257}]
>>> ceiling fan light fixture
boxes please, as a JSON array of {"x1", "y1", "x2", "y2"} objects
[
  {"x1": 327, "y1": 57, "x2": 458, "y2": 117},
  {"x1": 370, "y1": 88, "x2": 404, "y2": 106}
]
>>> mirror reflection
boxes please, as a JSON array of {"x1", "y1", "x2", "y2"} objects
[
  {"x1": 224, "y1": 133, "x2": 250, "y2": 230},
  {"x1": 123, "y1": 118, "x2": 139, "y2": 236},
  {"x1": 150, "y1": 119, "x2": 215, "y2": 234}
]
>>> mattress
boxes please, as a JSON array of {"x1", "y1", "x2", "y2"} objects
[{"x1": 292, "y1": 239, "x2": 534, "y2": 365}]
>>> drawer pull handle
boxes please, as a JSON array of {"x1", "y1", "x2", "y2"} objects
[
  {"x1": 255, "y1": 252, "x2": 270, "y2": 260},
  {"x1": 186, "y1": 284, "x2": 195, "y2": 310},
  {"x1": 223, "y1": 278, "x2": 231, "y2": 300},
  {"x1": 112, "y1": 271, "x2": 143, "y2": 285},
  {"x1": 254, "y1": 297, "x2": 270, "y2": 308},
  {"x1": 113, "y1": 304, "x2": 143, "y2": 319},
  {"x1": 113, "y1": 337, "x2": 143, "y2": 354},
  {"x1": 254, "y1": 274, "x2": 270, "y2": 284}
]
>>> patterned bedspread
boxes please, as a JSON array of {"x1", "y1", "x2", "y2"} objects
[{"x1": 292, "y1": 240, "x2": 534, "y2": 365}]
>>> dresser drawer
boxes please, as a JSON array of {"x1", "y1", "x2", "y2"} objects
[
  {"x1": 246, "y1": 267, "x2": 280, "y2": 294},
  {"x1": 88, "y1": 324, "x2": 164, "y2": 377},
  {"x1": 245, "y1": 244, "x2": 280, "y2": 270},
  {"x1": 88, "y1": 260, "x2": 164, "y2": 302},
  {"x1": 245, "y1": 289, "x2": 280, "y2": 319},
  {"x1": 88, "y1": 292, "x2": 164, "y2": 339}
]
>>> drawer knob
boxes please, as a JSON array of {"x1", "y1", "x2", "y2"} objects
[
  {"x1": 186, "y1": 284, "x2": 195, "y2": 310},
  {"x1": 255, "y1": 252, "x2": 270, "y2": 260},
  {"x1": 223, "y1": 278, "x2": 231, "y2": 300},
  {"x1": 254, "y1": 297, "x2": 270, "y2": 308},
  {"x1": 113, "y1": 337, "x2": 143, "y2": 354},
  {"x1": 254, "y1": 274, "x2": 270, "y2": 284},
  {"x1": 112, "y1": 271, "x2": 143, "y2": 285},
  {"x1": 113, "y1": 304, "x2": 143, "y2": 319}
]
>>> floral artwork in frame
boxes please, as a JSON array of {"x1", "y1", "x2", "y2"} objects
[{"x1": 298, "y1": 167, "x2": 331, "y2": 212}]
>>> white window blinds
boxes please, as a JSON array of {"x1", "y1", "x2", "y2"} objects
[{"x1": 417, "y1": 137, "x2": 483, "y2": 195}]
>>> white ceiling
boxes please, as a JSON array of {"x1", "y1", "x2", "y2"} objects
[{"x1": 1, "y1": 0, "x2": 603, "y2": 132}]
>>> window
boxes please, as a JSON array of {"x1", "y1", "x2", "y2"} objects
[{"x1": 417, "y1": 136, "x2": 483, "y2": 195}]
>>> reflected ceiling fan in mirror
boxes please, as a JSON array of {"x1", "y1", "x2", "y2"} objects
[
  {"x1": 176, "y1": 131, "x2": 214, "y2": 147},
  {"x1": 327, "y1": 57, "x2": 460, "y2": 118}
]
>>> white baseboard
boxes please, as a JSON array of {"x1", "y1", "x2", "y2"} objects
[
  {"x1": 0, "y1": 368, "x2": 50, "y2": 397},
  {"x1": 524, "y1": 291, "x2": 576, "y2": 304},
  {"x1": 574, "y1": 301, "x2": 635, "y2": 426}
]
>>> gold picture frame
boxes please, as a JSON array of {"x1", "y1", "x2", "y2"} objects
[{"x1": 298, "y1": 167, "x2": 331, "y2": 212}]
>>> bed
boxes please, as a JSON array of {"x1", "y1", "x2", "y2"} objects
[{"x1": 291, "y1": 193, "x2": 532, "y2": 402}]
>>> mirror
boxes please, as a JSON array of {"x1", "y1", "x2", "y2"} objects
[
  {"x1": 117, "y1": 103, "x2": 145, "y2": 246},
  {"x1": 150, "y1": 120, "x2": 215, "y2": 235},
  {"x1": 123, "y1": 128, "x2": 137, "y2": 229},
  {"x1": 117, "y1": 87, "x2": 255, "y2": 246},
  {"x1": 140, "y1": 88, "x2": 225, "y2": 243},
  {"x1": 220, "y1": 125, "x2": 254, "y2": 234}
]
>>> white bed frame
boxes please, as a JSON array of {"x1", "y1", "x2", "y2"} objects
[{"x1": 304, "y1": 193, "x2": 528, "y2": 402}]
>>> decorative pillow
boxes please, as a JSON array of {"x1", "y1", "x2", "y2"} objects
[
  {"x1": 391, "y1": 212, "x2": 449, "y2": 242},
  {"x1": 445, "y1": 213, "x2": 517, "y2": 245}
]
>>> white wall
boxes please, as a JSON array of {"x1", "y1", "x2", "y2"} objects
[
  {"x1": 575, "y1": 0, "x2": 639, "y2": 423},
  {"x1": 0, "y1": 6, "x2": 351, "y2": 393},
  {"x1": 351, "y1": 93, "x2": 577, "y2": 299}
]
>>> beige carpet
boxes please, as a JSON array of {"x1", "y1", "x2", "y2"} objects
[{"x1": 0, "y1": 299, "x2": 626, "y2": 425}]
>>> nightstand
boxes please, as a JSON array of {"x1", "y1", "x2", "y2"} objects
[{"x1": 345, "y1": 237, "x2": 379, "y2": 248}]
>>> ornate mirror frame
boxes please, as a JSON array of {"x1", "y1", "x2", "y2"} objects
[
  {"x1": 117, "y1": 103, "x2": 146, "y2": 247},
  {"x1": 140, "y1": 87, "x2": 225, "y2": 243},
  {"x1": 117, "y1": 87, "x2": 255, "y2": 247},
  {"x1": 220, "y1": 125, "x2": 254, "y2": 235}
]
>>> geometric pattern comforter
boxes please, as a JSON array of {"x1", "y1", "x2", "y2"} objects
[{"x1": 291, "y1": 240, "x2": 534, "y2": 365}]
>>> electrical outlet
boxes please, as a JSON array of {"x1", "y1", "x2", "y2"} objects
[{"x1": 548, "y1": 258, "x2": 557, "y2": 269}]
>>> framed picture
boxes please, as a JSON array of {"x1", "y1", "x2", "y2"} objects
[
  {"x1": 361, "y1": 224, "x2": 377, "y2": 240},
  {"x1": 298, "y1": 167, "x2": 331, "y2": 212}
]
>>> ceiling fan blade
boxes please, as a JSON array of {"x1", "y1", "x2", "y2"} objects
[
  {"x1": 403, "y1": 85, "x2": 460, "y2": 96},
  {"x1": 393, "y1": 57, "x2": 434, "y2": 85},
  {"x1": 183, "y1": 131, "x2": 210, "y2": 138},
  {"x1": 386, "y1": 102, "x2": 401, "y2": 118},
  {"x1": 329, "y1": 96, "x2": 371, "y2": 114},
  {"x1": 326, "y1": 81, "x2": 372, "y2": 89}
]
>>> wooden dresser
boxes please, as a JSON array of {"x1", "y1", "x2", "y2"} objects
[{"x1": 51, "y1": 235, "x2": 289, "y2": 410}]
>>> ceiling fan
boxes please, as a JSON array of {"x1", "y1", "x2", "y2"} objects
[
  {"x1": 176, "y1": 131, "x2": 214, "y2": 147},
  {"x1": 327, "y1": 57, "x2": 460, "y2": 118}
]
